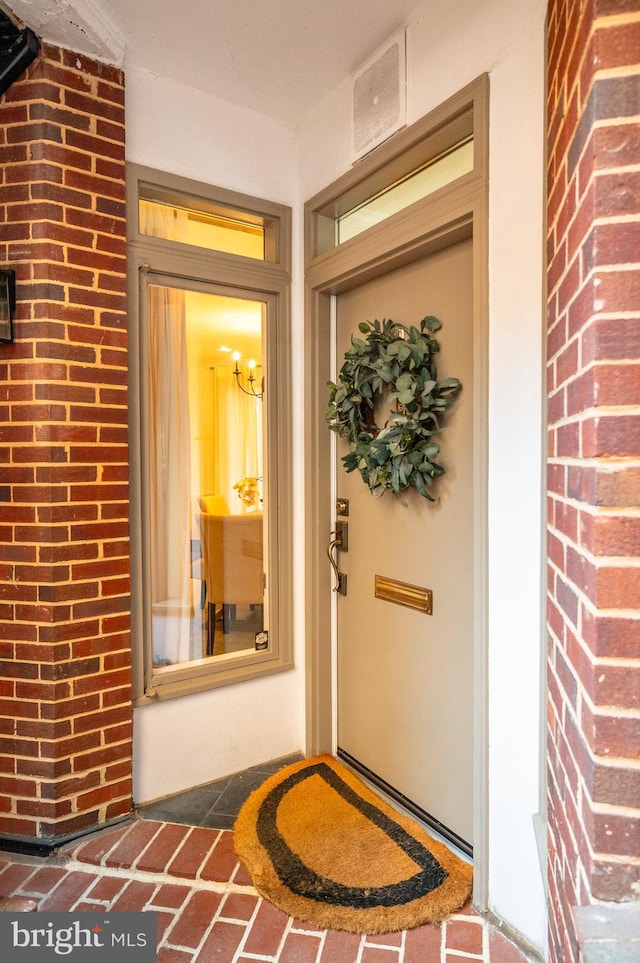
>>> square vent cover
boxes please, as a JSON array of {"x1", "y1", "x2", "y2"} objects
[{"x1": 351, "y1": 28, "x2": 407, "y2": 163}]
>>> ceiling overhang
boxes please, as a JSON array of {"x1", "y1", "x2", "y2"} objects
[{"x1": 3, "y1": 0, "x2": 124, "y2": 65}]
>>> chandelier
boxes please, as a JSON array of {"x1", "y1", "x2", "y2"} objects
[{"x1": 233, "y1": 352, "x2": 263, "y2": 399}]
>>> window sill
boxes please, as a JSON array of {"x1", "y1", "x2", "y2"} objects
[{"x1": 133, "y1": 654, "x2": 295, "y2": 706}]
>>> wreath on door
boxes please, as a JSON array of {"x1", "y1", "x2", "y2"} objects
[{"x1": 325, "y1": 316, "x2": 462, "y2": 500}]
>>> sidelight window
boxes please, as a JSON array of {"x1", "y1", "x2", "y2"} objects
[{"x1": 127, "y1": 166, "x2": 293, "y2": 701}]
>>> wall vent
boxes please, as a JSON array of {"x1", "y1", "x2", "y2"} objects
[{"x1": 351, "y1": 28, "x2": 407, "y2": 163}]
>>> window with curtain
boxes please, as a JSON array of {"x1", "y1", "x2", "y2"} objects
[
  {"x1": 144, "y1": 280, "x2": 267, "y2": 672},
  {"x1": 127, "y1": 165, "x2": 293, "y2": 701}
]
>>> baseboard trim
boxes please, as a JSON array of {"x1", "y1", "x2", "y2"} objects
[
  {"x1": 484, "y1": 909, "x2": 546, "y2": 963},
  {"x1": 0, "y1": 814, "x2": 133, "y2": 858},
  {"x1": 0, "y1": 836, "x2": 56, "y2": 857}
]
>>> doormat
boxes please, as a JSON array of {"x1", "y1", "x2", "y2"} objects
[{"x1": 233, "y1": 754, "x2": 473, "y2": 934}]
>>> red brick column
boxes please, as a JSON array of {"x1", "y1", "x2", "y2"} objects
[
  {"x1": 546, "y1": 2, "x2": 640, "y2": 960},
  {"x1": 0, "y1": 42, "x2": 132, "y2": 847}
]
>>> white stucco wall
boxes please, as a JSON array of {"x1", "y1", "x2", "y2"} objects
[
  {"x1": 125, "y1": 0, "x2": 547, "y2": 947},
  {"x1": 297, "y1": 0, "x2": 547, "y2": 951},
  {"x1": 125, "y1": 67, "x2": 307, "y2": 804},
  {"x1": 124, "y1": 67, "x2": 298, "y2": 205}
]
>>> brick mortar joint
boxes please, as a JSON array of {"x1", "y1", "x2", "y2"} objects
[
  {"x1": 576, "y1": 747, "x2": 640, "y2": 771},
  {"x1": 62, "y1": 856, "x2": 253, "y2": 896},
  {"x1": 595, "y1": 11, "x2": 640, "y2": 27},
  {"x1": 549, "y1": 410, "x2": 640, "y2": 429},
  {"x1": 547, "y1": 454, "x2": 640, "y2": 465},
  {"x1": 590, "y1": 800, "x2": 640, "y2": 821},
  {"x1": 585, "y1": 706, "x2": 640, "y2": 721},
  {"x1": 547, "y1": 690, "x2": 637, "y2": 756},
  {"x1": 547, "y1": 407, "x2": 640, "y2": 423},
  {"x1": 547, "y1": 545, "x2": 640, "y2": 567},
  {"x1": 547, "y1": 112, "x2": 640, "y2": 211},
  {"x1": 592, "y1": 63, "x2": 640, "y2": 84},
  {"x1": 549, "y1": 667, "x2": 640, "y2": 740},
  {"x1": 548, "y1": 502, "x2": 640, "y2": 518}
]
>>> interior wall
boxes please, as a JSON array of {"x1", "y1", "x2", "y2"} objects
[
  {"x1": 125, "y1": 66, "x2": 305, "y2": 803},
  {"x1": 297, "y1": 0, "x2": 547, "y2": 951}
]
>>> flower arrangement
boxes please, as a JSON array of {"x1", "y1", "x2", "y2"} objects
[
  {"x1": 234, "y1": 476, "x2": 261, "y2": 509},
  {"x1": 325, "y1": 316, "x2": 462, "y2": 500}
]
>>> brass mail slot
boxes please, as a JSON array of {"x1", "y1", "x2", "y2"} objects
[{"x1": 374, "y1": 575, "x2": 433, "y2": 615}]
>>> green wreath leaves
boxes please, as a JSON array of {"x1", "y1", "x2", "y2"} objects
[{"x1": 325, "y1": 316, "x2": 462, "y2": 500}]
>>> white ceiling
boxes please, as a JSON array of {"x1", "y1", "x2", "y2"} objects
[{"x1": 6, "y1": 0, "x2": 423, "y2": 127}]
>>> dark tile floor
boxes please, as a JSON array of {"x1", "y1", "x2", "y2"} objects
[{"x1": 137, "y1": 753, "x2": 304, "y2": 830}]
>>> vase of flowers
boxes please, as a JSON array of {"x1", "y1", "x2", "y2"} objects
[{"x1": 233, "y1": 476, "x2": 261, "y2": 511}]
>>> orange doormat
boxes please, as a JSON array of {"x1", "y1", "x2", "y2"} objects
[{"x1": 234, "y1": 754, "x2": 473, "y2": 934}]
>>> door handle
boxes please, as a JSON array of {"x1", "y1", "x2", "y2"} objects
[{"x1": 327, "y1": 524, "x2": 348, "y2": 595}]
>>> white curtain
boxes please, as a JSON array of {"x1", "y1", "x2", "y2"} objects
[
  {"x1": 213, "y1": 364, "x2": 262, "y2": 512},
  {"x1": 142, "y1": 204, "x2": 195, "y2": 663}
]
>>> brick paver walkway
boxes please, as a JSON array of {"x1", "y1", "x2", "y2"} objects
[{"x1": 0, "y1": 818, "x2": 536, "y2": 962}]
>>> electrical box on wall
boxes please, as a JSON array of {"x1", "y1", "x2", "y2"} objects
[
  {"x1": 0, "y1": 269, "x2": 16, "y2": 343},
  {"x1": 351, "y1": 28, "x2": 407, "y2": 163}
]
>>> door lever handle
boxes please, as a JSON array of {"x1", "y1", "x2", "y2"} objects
[{"x1": 327, "y1": 531, "x2": 347, "y2": 595}]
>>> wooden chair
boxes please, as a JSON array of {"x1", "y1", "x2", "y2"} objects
[{"x1": 197, "y1": 509, "x2": 264, "y2": 655}]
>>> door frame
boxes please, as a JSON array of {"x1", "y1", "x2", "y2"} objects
[{"x1": 303, "y1": 75, "x2": 489, "y2": 906}]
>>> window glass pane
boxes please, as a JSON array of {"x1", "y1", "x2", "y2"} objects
[
  {"x1": 337, "y1": 138, "x2": 473, "y2": 244},
  {"x1": 146, "y1": 282, "x2": 266, "y2": 673},
  {"x1": 140, "y1": 198, "x2": 265, "y2": 260}
]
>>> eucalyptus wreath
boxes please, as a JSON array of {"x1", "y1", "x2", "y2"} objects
[{"x1": 325, "y1": 316, "x2": 462, "y2": 500}]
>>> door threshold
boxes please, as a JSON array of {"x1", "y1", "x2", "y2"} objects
[{"x1": 337, "y1": 748, "x2": 473, "y2": 861}]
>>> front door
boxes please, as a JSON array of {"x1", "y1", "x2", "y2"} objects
[{"x1": 335, "y1": 238, "x2": 474, "y2": 850}]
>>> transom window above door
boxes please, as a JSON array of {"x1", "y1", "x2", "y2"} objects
[
  {"x1": 127, "y1": 167, "x2": 293, "y2": 702},
  {"x1": 310, "y1": 105, "x2": 477, "y2": 260},
  {"x1": 139, "y1": 197, "x2": 268, "y2": 261},
  {"x1": 336, "y1": 136, "x2": 473, "y2": 244}
]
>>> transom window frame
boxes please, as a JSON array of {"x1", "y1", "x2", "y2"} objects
[
  {"x1": 307, "y1": 100, "x2": 476, "y2": 263},
  {"x1": 126, "y1": 164, "x2": 294, "y2": 703}
]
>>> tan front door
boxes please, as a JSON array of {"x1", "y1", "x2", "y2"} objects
[{"x1": 335, "y1": 238, "x2": 474, "y2": 851}]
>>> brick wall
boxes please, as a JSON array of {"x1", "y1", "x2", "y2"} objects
[
  {"x1": 546, "y1": 1, "x2": 640, "y2": 960},
  {"x1": 0, "y1": 42, "x2": 132, "y2": 846}
]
